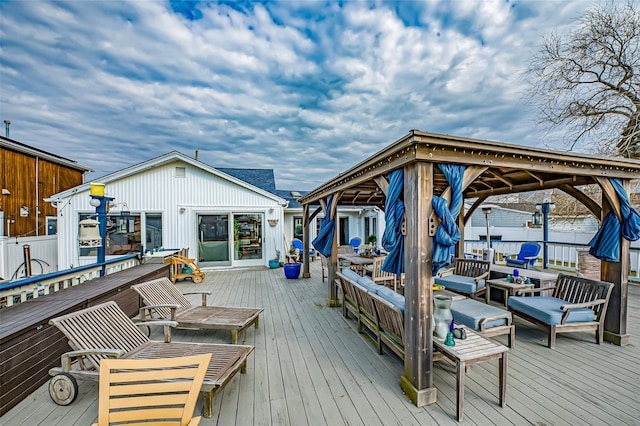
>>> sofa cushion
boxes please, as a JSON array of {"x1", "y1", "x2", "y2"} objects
[
  {"x1": 451, "y1": 298, "x2": 509, "y2": 330},
  {"x1": 356, "y1": 276, "x2": 384, "y2": 294},
  {"x1": 375, "y1": 286, "x2": 405, "y2": 314},
  {"x1": 434, "y1": 274, "x2": 485, "y2": 294},
  {"x1": 508, "y1": 296, "x2": 595, "y2": 325},
  {"x1": 341, "y1": 268, "x2": 362, "y2": 283}
]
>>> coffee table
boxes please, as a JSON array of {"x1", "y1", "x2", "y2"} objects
[{"x1": 485, "y1": 278, "x2": 534, "y2": 308}]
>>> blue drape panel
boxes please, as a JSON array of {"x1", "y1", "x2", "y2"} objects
[
  {"x1": 432, "y1": 164, "x2": 466, "y2": 275},
  {"x1": 381, "y1": 169, "x2": 405, "y2": 276},
  {"x1": 312, "y1": 195, "x2": 336, "y2": 257},
  {"x1": 589, "y1": 178, "x2": 640, "y2": 262}
]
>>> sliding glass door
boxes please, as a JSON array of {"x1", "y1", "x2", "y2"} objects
[{"x1": 198, "y1": 214, "x2": 231, "y2": 267}]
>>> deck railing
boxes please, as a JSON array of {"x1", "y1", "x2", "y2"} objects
[
  {"x1": 464, "y1": 240, "x2": 640, "y2": 282},
  {"x1": 0, "y1": 254, "x2": 140, "y2": 307}
]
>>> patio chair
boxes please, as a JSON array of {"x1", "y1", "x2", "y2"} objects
[
  {"x1": 93, "y1": 354, "x2": 211, "y2": 426},
  {"x1": 337, "y1": 245, "x2": 356, "y2": 254},
  {"x1": 48, "y1": 301, "x2": 254, "y2": 419},
  {"x1": 349, "y1": 237, "x2": 362, "y2": 253},
  {"x1": 370, "y1": 256, "x2": 397, "y2": 292},
  {"x1": 434, "y1": 258, "x2": 491, "y2": 299},
  {"x1": 505, "y1": 242, "x2": 541, "y2": 269},
  {"x1": 292, "y1": 238, "x2": 315, "y2": 261},
  {"x1": 320, "y1": 255, "x2": 328, "y2": 282},
  {"x1": 131, "y1": 277, "x2": 263, "y2": 344}
]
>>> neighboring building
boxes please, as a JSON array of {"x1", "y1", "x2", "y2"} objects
[{"x1": 0, "y1": 135, "x2": 91, "y2": 237}]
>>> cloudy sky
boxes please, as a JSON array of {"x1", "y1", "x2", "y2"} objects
[{"x1": 1, "y1": 0, "x2": 596, "y2": 190}]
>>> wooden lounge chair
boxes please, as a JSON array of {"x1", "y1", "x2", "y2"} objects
[
  {"x1": 93, "y1": 354, "x2": 211, "y2": 426},
  {"x1": 48, "y1": 301, "x2": 254, "y2": 419},
  {"x1": 132, "y1": 277, "x2": 263, "y2": 344}
]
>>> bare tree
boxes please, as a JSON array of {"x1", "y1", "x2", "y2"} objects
[{"x1": 526, "y1": 1, "x2": 640, "y2": 158}]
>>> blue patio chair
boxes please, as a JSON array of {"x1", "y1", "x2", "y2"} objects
[
  {"x1": 292, "y1": 238, "x2": 315, "y2": 261},
  {"x1": 505, "y1": 242, "x2": 541, "y2": 269},
  {"x1": 348, "y1": 237, "x2": 362, "y2": 253}
]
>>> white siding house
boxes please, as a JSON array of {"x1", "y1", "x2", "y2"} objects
[{"x1": 47, "y1": 152, "x2": 288, "y2": 270}]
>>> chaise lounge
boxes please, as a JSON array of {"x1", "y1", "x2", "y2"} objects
[
  {"x1": 132, "y1": 277, "x2": 263, "y2": 344},
  {"x1": 47, "y1": 301, "x2": 254, "y2": 418}
]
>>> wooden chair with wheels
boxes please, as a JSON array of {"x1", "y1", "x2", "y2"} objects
[{"x1": 92, "y1": 354, "x2": 211, "y2": 426}]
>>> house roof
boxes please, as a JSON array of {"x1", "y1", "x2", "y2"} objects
[
  {"x1": 48, "y1": 151, "x2": 287, "y2": 204},
  {"x1": 0, "y1": 135, "x2": 92, "y2": 173},
  {"x1": 217, "y1": 168, "x2": 277, "y2": 193}
]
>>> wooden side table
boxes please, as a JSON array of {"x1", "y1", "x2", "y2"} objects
[
  {"x1": 433, "y1": 326, "x2": 508, "y2": 421},
  {"x1": 485, "y1": 278, "x2": 534, "y2": 308}
]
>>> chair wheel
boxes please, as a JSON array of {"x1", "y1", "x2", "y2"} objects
[
  {"x1": 193, "y1": 275, "x2": 203, "y2": 284},
  {"x1": 49, "y1": 373, "x2": 78, "y2": 406}
]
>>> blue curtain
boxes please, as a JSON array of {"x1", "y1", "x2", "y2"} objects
[
  {"x1": 381, "y1": 169, "x2": 405, "y2": 276},
  {"x1": 589, "y1": 178, "x2": 640, "y2": 262},
  {"x1": 432, "y1": 164, "x2": 466, "y2": 275},
  {"x1": 312, "y1": 195, "x2": 336, "y2": 257}
]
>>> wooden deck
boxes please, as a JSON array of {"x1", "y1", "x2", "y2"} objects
[{"x1": 3, "y1": 261, "x2": 640, "y2": 425}]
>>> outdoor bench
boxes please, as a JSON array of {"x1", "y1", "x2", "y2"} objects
[{"x1": 508, "y1": 273, "x2": 613, "y2": 348}]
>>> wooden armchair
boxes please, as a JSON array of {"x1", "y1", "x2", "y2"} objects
[
  {"x1": 93, "y1": 354, "x2": 211, "y2": 426},
  {"x1": 370, "y1": 256, "x2": 397, "y2": 292},
  {"x1": 434, "y1": 259, "x2": 490, "y2": 299}
]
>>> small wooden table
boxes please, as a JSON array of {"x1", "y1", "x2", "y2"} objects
[
  {"x1": 433, "y1": 326, "x2": 508, "y2": 421},
  {"x1": 485, "y1": 278, "x2": 534, "y2": 308}
]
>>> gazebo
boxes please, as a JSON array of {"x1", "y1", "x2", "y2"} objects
[{"x1": 297, "y1": 130, "x2": 640, "y2": 407}]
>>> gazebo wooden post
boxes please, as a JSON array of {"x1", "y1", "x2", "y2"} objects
[
  {"x1": 399, "y1": 162, "x2": 437, "y2": 406},
  {"x1": 327, "y1": 195, "x2": 341, "y2": 307},
  {"x1": 601, "y1": 179, "x2": 630, "y2": 346},
  {"x1": 302, "y1": 204, "x2": 311, "y2": 278},
  {"x1": 457, "y1": 212, "x2": 465, "y2": 260}
]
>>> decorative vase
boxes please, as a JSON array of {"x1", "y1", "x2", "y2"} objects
[
  {"x1": 433, "y1": 295, "x2": 453, "y2": 340},
  {"x1": 284, "y1": 262, "x2": 301, "y2": 279}
]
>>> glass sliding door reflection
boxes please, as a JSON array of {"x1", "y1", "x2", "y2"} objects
[
  {"x1": 198, "y1": 214, "x2": 231, "y2": 266},
  {"x1": 234, "y1": 213, "x2": 263, "y2": 260}
]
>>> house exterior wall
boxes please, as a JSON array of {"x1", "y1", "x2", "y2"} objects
[{"x1": 55, "y1": 161, "x2": 285, "y2": 269}]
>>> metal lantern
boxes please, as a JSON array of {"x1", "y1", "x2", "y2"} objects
[{"x1": 78, "y1": 218, "x2": 102, "y2": 247}]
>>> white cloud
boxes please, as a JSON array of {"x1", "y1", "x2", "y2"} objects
[{"x1": 0, "y1": 0, "x2": 597, "y2": 189}]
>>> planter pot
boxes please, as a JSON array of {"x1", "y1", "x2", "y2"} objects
[
  {"x1": 283, "y1": 262, "x2": 301, "y2": 279},
  {"x1": 269, "y1": 260, "x2": 280, "y2": 269}
]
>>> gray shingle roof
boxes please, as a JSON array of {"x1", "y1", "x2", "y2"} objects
[{"x1": 217, "y1": 168, "x2": 277, "y2": 193}]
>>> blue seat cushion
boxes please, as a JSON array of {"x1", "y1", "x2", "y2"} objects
[
  {"x1": 341, "y1": 268, "x2": 362, "y2": 283},
  {"x1": 376, "y1": 286, "x2": 405, "y2": 314},
  {"x1": 434, "y1": 275, "x2": 485, "y2": 294},
  {"x1": 451, "y1": 298, "x2": 509, "y2": 330},
  {"x1": 508, "y1": 296, "x2": 595, "y2": 325},
  {"x1": 356, "y1": 276, "x2": 384, "y2": 293},
  {"x1": 505, "y1": 258, "x2": 526, "y2": 267}
]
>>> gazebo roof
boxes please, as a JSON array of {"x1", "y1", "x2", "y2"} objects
[{"x1": 299, "y1": 130, "x2": 640, "y2": 208}]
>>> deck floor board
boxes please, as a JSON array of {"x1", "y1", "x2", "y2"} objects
[{"x1": 2, "y1": 262, "x2": 639, "y2": 425}]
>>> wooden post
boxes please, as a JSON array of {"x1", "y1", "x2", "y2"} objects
[
  {"x1": 400, "y1": 162, "x2": 437, "y2": 406},
  {"x1": 601, "y1": 180, "x2": 630, "y2": 346},
  {"x1": 327, "y1": 194, "x2": 341, "y2": 307},
  {"x1": 302, "y1": 204, "x2": 311, "y2": 278}
]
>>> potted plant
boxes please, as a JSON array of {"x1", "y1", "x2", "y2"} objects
[{"x1": 366, "y1": 234, "x2": 377, "y2": 246}]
